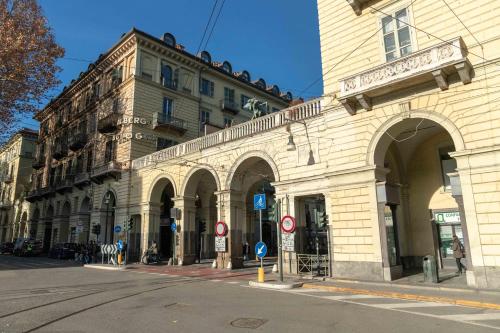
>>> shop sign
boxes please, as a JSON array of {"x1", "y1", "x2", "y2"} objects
[
  {"x1": 215, "y1": 236, "x2": 226, "y2": 252},
  {"x1": 282, "y1": 233, "x2": 295, "y2": 252},
  {"x1": 434, "y1": 211, "x2": 460, "y2": 224},
  {"x1": 117, "y1": 116, "x2": 150, "y2": 126}
]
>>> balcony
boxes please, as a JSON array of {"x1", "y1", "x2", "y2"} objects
[
  {"x1": 32, "y1": 157, "x2": 45, "y2": 170},
  {"x1": 74, "y1": 172, "x2": 91, "y2": 188},
  {"x1": 52, "y1": 143, "x2": 68, "y2": 160},
  {"x1": 347, "y1": 0, "x2": 372, "y2": 16},
  {"x1": 40, "y1": 185, "x2": 55, "y2": 198},
  {"x1": 56, "y1": 176, "x2": 74, "y2": 194},
  {"x1": 90, "y1": 161, "x2": 122, "y2": 183},
  {"x1": 0, "y1": 200, "x2": 12, "y2": 210},
  {"x1": 338, "y1": 37, "x2": 472, "y2": 115},
  {"x1": 0, "y1": 174, "x2": 12, "y2": 184},
  {"x1": 220, "y1": 99, "x2": 239, "y2": 115},
  {"x1": 97, "y1": 113, "x2": 122, "y2": 133},
  {"x1": 25, "y1": 190, "x2": 41, "y2": 203},
  {"x1": 162, "y1": 78, "x2": 177, "y2": 91},
  {"x1": 69, "y1": 133, "x2": 88, "y2": 151},
  {"x1": 153, "y1": 113, "x2": 188, "y2": 134}
]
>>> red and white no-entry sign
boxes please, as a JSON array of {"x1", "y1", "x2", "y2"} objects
[
  {"x1": 215, "y1": 221, "x2": 228, "y2": 237},
  {"x1": 280, "y1": 215, "x2": 296, "y2": 233}
]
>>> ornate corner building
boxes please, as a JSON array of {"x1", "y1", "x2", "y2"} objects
[{"x1": 23, "y1": 28, "x2": 291, "y2": 253}]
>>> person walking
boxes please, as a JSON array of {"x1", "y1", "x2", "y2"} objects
[
  {"x1": 242, "y1": 240, "x2": 249, "y2": 261},
  {"x1": 452, "y1": 235, "x2": 466, "y2": 274}
]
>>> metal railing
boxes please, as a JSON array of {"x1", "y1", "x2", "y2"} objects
[
  {"x1": 297, "y1": 254, "x2": 329, "y2": 277},
  {"x1": 132, "y1": 98, "x2": 322, "y2": 169},
  {"x1": 154, "y1": 113, "x2": 187, "y2": 131},
  {"x1": 220, "y1": 99, "x2": 239, "y2": 114}
]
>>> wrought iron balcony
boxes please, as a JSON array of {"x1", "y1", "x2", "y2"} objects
[
  {"x1": 153, "y1": 113, "x2": 188, "y2": 134},
  {"x1": 25, "y1": 190, "x2": 41, "y2": 203},
  {"x1": 38, "y1": 186, "x2": 55, "y2": 198},
  {"x1": 220, "y1": 99, "x2": 239, "y2": 115},
  {"x1": 90, "y1": 161, "x2": 122, "y2": 183},
  {"x1": 52, "y1": 143, "x2": 68, "y2": 160},
  {"x1": 0, "y1": 199, "x2": 12, "y2": 210},
  {"x1": 338, "y1": 37, "x2": 472, "y2": 114},
  {"x1": 162, "y1": 78, "x2": 177, "y2": 91},
  {"x1": 32, "y1": 157, "x2": 46, "y2": 170},
  {"x1": 97, "y1": 112, "x2": 122, "y2": 133},
  {"x1": 56, "y1": 176, "x2": 74, "y2": 193},
  {"x1": 74, "y1": 172, "x2": 91, "y2": 188},
  {"x1": 69, "y1": 133, "x2": 88, "y2": 151}
]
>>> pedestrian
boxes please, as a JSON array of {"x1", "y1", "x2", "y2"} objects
[
  {"x1": 452, "y1": 235, "x2": 466, "y2": 274},
  {"x1": 242, "y1": 240, "x2": 249, "y2": 261}
]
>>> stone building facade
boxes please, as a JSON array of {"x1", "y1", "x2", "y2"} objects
[
  {"x1": 106, "y1": 0, "x2": 500, "y2": 289},
  {"x1": 0, "y1": 129, "x2": 37, "y2": 242},
  {"x1": 24, "y1": 28, "x2": 291, "y2": 253}
]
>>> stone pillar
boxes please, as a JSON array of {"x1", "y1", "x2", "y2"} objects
[
  {"x1": 141, "y1": 203, "x2": 161, "y2": 256},
  {"x1": 448, "y1": 172, "x2": 476, "y2": 287},
  {"x1": 216, "y1": 190, "x2": 244, "y2": 269},
  {"x1": 172, "y1": 196, "x2": 196, "y2": 265}
]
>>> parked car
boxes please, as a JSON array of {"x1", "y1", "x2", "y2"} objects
[
  {"x1": 48, "y1": 243, "x2": 78, "y2": 260},
  {"x1": 0, "y1": 242, "x2": 14, "y2": 254}
]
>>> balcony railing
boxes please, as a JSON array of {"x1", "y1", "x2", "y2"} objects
[
  {"x1": 25, "y1": 190, "x2": 40, "y2": 203},
  {"x1": 74, "y1": 172, "x2": 91, "y2": 188},
  {"x1": 97, "y1": 112, "x2": 122, "y2": 133},
  {"x1": 56, "y1": 176, "x2": 74, "y2": 193},
  {"x1": 52, "y1": 143, "x2": 68, "y2": 160},
  {"x1": 338, "y1": 37, "x2": 472, "y2": 114},
  {"x1": 69, "y1": 133, "x2": 88, "y2": 151},
  {"x1": 39, "y1": 186, "x2": 55, "y2": 198},
  {"x1": 0, "y1": 199, "x2": 12, "y2": 210},
  {"x1": 162, "y1": 78, "x2": 177, "y2": 91},
  {"x1": 153, "y1": 113, "x2": 187, "y2": 134},
  {"x1": 132, "y1": 98, "x2": 322, "y2": 170},
  {"x1": 220, "y1": 99, "x2": 239, "y2": 115},
  {"x1": 91, "y1": 161, "x2": 122, "y2": 183}
]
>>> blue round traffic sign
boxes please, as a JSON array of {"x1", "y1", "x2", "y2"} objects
[
  {"x1": 255, "y1": 241, "x2": 267, "y2": 258},
  {"x1": 114, "y1": 225, "x2": 122, "y2": 233},
  {"x1": 117, "y1": 239, "x2": 123, "y2": 251},
  {"x1": 171, "y1": 222, "x2": 177, "y2": 232}
]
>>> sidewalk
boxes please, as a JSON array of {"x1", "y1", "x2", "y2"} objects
[{"x1": 300, "y1": 278, "x2": 500, "y2": 310}]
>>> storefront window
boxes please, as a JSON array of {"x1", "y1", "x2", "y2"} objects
[{"x1": 385, "y1": 205, "x2": 400, "y2": 266}]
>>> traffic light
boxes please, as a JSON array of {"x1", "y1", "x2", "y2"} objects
[
  {"x1": 92, "y1": 224, "x2": 101, "y2": 235},
  {"x1": 125, "y1": 218, "x2": 134, "y2": 231},
  {"x1": 316, "y1": 211, "x2": 329, "y2": 229},
  {"x1": 268, "y1": 202, "x2": 277, "y2": 222},
  {"x1": 199, "y1": 221, "x2": 206, "y2": 233}
]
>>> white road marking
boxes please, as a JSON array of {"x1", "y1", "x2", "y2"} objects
[
  {"x1": 440, "y1": 313, "x2": 500, "y2": 321},
  {"x1": 210, "y1": 279, "x2": 222, "y2": 282},
  {"x1": 368, "y1": 302, "x2": 454, "y2": 309},
  {"x1": 288, "y1": 288, "x2": 328, "y2": 293},
  {"x1": 323, "y1": 295, "x2": 385, "y2": 300},
  {"x1": 226, "y1": 281, "x2": 239, "y2": 284}
]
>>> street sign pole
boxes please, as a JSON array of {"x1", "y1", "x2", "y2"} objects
[
  {"x1": 277, "y1": 199, "x2": 283, "y2": 282},
  {"x1": 259, "y1": 208, "x2": 263, "y2": 270}
]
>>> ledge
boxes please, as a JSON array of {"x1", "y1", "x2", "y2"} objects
[{"x1": 338, "y1": 37, "x2": 472, "y2": 115}]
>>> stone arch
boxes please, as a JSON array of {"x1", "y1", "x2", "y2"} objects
[
  {"x1": 80, "y1": 196, "x2": 91, "y2": 213},
  {"x1": 61, "y1": 201, "x2": 71, "y2": 216},
  {"x1": 367, "y1": 110, "x2": 465, "y2": 166},
  {"x1": 148, "y1": 174, "x2": 178, "y2": 203},
  {"x1": 100, "y1": 188, "x2": 118, "y2": 209},
  {"x1": 225, "y1": 150, "x2": 280, "y2": 190},
  {"x1": 181, "y1": 166, "x2": 221, "y2": 197}
]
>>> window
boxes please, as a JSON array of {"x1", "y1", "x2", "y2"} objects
[
  {"x1": 439, "y1": 147, "x2": 457, "y2": 191},
  {"x1": 200, "y1": 110, "x2": 210, "y2": 124},
  {"x1": 224, "y1": 87, "x2": 235, "y2": 103},
  {"x1": 162, "y1": 97, "x2": 173, "y2": 118},
  {"x1": 224, "y1": 117, "x2": 233, "y2": 128},
  {"x1": 105, "y1": 141, "x2": 114, "y2": 163},
  {"x1": 141, "y1": 54, "x2": 154, "y2": 80},
  {"x1": 241, "y1": 95, "x2": 250, "y2": 109},
  {"x1": 156, "y1": 138, "x2": 178, "y2": 151},
  {"x1": 86, "y1": 150, "x2": 93, "y2": 172},
  {"x1": 200, "y1": 78, "x2": 214, "y2": 97},
  {"x1": 381, "y1": 8, "x2": 412, "y2": 61},
  {"x1": 161, "y1": 63, "x2": 174, "y2": 89}
]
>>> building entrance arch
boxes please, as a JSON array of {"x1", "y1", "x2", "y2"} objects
[
  {"x1": 149, "y1": 178, "x2": 176, "y2": 260},
  {"x1": 371, "y1": 117, "x2": 471, "y2": 283}
]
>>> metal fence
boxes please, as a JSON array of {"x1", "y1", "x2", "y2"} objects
[{"x1": 297, "y1": 254, "x2": 329, "y2": 277}]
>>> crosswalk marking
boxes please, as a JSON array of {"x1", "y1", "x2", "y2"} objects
[
  {"x1": 323, "y1": 295, "x2": 384, "y2": 300},
  {"x1": 440, "y1": 313, "x2": 500, "y2": 321},
  {"x1": 367, "y1": 301, "x2": 453, "y2": 309}
]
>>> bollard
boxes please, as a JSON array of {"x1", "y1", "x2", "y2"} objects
[
  {"x1": 272, "y1": 263, "x2": 278, "y2": 273},
  {"x1": 258, "y1": 267, "x2": 265, "y2": 283},
  {"x1": 423, "y1": 255, "x2": 439, "y2": 283},
  {"x1": 118, "y1": 253, "x2": 122, "y2": 265},
  {"x1": 212, "y1": 259, "x2": 217, "y2": 269}
]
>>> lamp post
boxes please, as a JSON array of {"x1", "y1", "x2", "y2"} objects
[
  {"x1": 104, "y1": 193, "x2": 110, "y2": 244},
  {"x1": 285, "y1": 121, "x2": 315, "y2": 165}
]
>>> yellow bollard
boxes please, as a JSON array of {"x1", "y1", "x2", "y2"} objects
[
  {"x1": 258, "y1": 267, "x2": 265, "y2": 283},
  {"x1": 118, "y1": 253, "x2": 122, "y2": 265}
]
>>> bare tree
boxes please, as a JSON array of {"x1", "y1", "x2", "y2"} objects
[{"x1": 0, "y1": 0, "x2": 64, "y2": 142}]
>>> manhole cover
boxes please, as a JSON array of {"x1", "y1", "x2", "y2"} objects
[{"x1": 230, "y1": 318, "x2": 267, "y2": 329}]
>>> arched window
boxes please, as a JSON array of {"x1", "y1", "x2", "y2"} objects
[
  {"x1": 222, "y1": 61, "x2": 232, "y2": 73},
  {"x1": 241, "y1": 70, "x2": 250, "y2": 82},
  {"x1": 161, "y1": 63, "x2": 174, "y2": 88},
  {"x1": 254, "y1": 78, "x2": 266, "y2": 89},
  {"x1": 200, "y1": 51, "x2": 211, "y2": 63},
  {"x1": 162, "y1": 33, "x2": 176, "y2": 47},
  {"x1": 272, "y1": 85, "x2": 280, "y2": 95}
]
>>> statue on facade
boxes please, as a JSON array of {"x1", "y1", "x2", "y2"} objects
[{"x1": 244, "y1": 98, "x2": 267, "y2": 119}]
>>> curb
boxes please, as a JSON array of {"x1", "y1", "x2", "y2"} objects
[
  {"x1": 249, "y1": 281, "x2": 303, "y2": 290},
  {"x1": 301, "y1": 283, "x2": 500, "y2": 310},
  {"x1": 84, "y1": 264, "x2": 129, "y2": 271}
]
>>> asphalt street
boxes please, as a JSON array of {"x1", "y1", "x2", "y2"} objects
[{"x1": 0, "y1": 255, "x2": 499, "y2": 332}]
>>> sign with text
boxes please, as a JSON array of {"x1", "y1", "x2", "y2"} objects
[
  {"x1": 434, "y1": 211, "x2": 461, "y2": 224},
  {"x1": 215, "y1": 236, "x2": 227, "y2": 252},
  {"x1": 282, "y1": 233, "x2": 295, "y2": 252}
]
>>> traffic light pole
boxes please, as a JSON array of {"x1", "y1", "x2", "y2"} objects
[{"x1": 277, "y1": 199, "x2": 283, "y2": 282}]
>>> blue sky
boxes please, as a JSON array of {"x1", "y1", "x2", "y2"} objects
[{"x1": 20, "y1": 0, "x2": 323, "y2": 130}]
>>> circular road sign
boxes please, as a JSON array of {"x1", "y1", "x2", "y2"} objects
[
  {"x1": 280, "y1": 215, "x2": 296, "y2": 233},
  {"x1": 170, "y1": 222, "x2": 177, "y2": 232},
  {"x1": 215, "y1": 221, "x2": 227, "y2": 237},
  {"x1": 255, "y1": 241, "x2": 267, "y2": 258},
  {"x1": 114, "y1": 225, "x2": 122, "y2": 233}
]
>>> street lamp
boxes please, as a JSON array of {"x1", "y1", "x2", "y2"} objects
[
  {"x1": 104, "y1": 192, "x2": 110, "y2": 244},
  {"x1": 285, "y1": 123, "x2": 315, "y2": 165}
]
